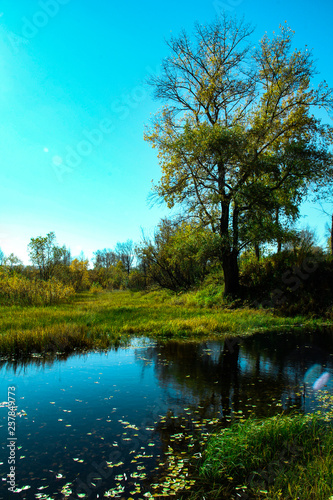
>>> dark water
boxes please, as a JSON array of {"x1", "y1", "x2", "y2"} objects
[{"x1": 1, "y1": 329, "x2": 333, "y2": 499}]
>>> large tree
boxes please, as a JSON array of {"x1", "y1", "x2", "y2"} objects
[{"x1": 145, "y1": 16, "x2": 333, "y2": 296}]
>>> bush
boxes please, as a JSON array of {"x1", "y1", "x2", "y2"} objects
[
  {"x1": 0, "y1": 268, "x2": 75, "y2": 306},
  {"x1": 89, "y1": 282, "x2": 104, "y2": 294},
  {"x1": 127, "y1": 269, "x2": 148, "y2": 290},
  {"x1": 69, "y1": 259, "x2": 90, "y2": 291},
  {"x1": 240, "y1": 251, "x2": 333, "y2": 315}
]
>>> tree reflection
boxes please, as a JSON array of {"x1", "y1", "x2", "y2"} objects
[{"x1": 134, "y1": 328, "x2": 333, "y2": 424}]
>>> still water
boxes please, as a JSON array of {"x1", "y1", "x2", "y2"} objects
[{"x1": 1, "y1": 329, "x2": 333, "y2": 499}]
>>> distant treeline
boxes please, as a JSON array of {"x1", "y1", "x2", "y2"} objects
[{"x1": 1, "y1": 223, "x2": 333, "y2": 316}]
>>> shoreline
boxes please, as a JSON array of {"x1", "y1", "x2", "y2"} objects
[{"x1": 1, "y1": 290, "x2": 332, "y2": 359}]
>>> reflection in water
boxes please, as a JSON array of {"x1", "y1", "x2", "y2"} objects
[{"x1": 0, "y1": 329, "x2": 332, "y2": 499}]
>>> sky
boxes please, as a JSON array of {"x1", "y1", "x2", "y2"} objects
[{"x1": 0, "y1": 0, "x2": 332, "y2": 265}]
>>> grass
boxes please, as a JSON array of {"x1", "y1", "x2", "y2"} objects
[
  {"x1": 0, "y1": 289, "x2": 331, "y2": 357},
  {"x1": 2, "y1": 288, "x2": 333, "y2": 498},
  {"x1": 184, "y1": 413, "x2": 333, "y2": 500}
]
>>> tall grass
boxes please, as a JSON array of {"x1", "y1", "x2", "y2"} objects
[
  {"x1": 0, "y1": 269, "x2": 75, "y2": 306},
  {"x1": 0, "y1": 290, "x2": 330, "y2": 357},
  {"x1": 0, "y1": 324, "x2": 129, "y2": 356},
  {"x1": 189, "y1": 414, "x2": 333, "y2": 499}
]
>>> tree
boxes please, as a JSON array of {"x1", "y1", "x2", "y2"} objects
[
  {"x1": 319, "y1": 206, "x2": 333, "y2": 255},
  {"x1": 324, "y1": 213, "x2": 333, "y2": 255},
  {"x1": 93, "y1": 248, "x2": 118, "y2": 269},
  {"x1": 5, "y1": 253, "x2": 23, "y2": 270},
  {"x1": 28, "y1": 232, "x2": 69, "y2": 280},
  {"x1": 145, "y1": 16, "x2": 333, "y2": 295},
  {"x1": 115, "y1": 240, "x2": 135, "y2": 275},
  {"x1": 92, "y1": 248, "x2": 118, "y2": 288}
]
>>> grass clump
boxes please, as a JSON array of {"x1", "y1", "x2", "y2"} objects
[{"x1": 190, "y1": 414, "x2": 333, "y2": 499}]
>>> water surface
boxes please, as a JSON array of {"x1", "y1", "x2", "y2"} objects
[{"x1": 1, "y1": 329, "x2": 333, "y2": 499}]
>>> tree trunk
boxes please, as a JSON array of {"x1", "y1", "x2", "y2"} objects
[
  {"x1": 219, "y1": 196, "x2": 240, "y2": 297},
  {"x1": 254, "y1": 242, "x2": 260, "y2": 261},
  {"x1": 222, "y1": 251, "x2": 240, "y2": 297},
  {"x1": 276, "y1": 208, "x2": 281, "y2": 252}
]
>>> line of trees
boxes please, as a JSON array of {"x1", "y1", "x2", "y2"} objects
[{"x1": 0, "y1": 233, "x2": 138, "y2": 299}]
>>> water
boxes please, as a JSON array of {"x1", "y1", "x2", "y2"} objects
[{"x1": 1, "y1": 329, "x2": 333, "y2": 499}]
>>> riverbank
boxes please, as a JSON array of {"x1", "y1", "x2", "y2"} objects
[
  {"x1": 182, "y1": 413, "x2": 333, "y2": 500},
  {"x1": 0, "y1": 289, "x2": 332, "y2": 358}
]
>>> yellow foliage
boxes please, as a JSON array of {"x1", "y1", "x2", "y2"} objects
[
  {"x1": 69, "y1": 259, "x2": 90, "y2": 291},
  {"x1": 0, "y1": 268, "x2": 75, "y2": 306}
]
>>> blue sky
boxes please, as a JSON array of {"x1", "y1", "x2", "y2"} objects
[{"x1": 0, "y1": 0, "x2": 332, "y2": 264}]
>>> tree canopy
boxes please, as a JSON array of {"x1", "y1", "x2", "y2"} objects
[
  {"x1": 115, "y1": 240, "x2": 135, "y2": 275},
  {"x1": 28, "y1": 231, "x2": 69, "y2": 280},
  {"x1": 145, "y1": 15, "x2": 333, "y2": 295}
]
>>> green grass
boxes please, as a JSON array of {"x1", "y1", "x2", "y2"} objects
[
  {"x1": 0, "y1": 289, "x2": 331, "y2": 357},
  {"x1": 185, "y1": 413, "x2": 333, "y2": 500}
]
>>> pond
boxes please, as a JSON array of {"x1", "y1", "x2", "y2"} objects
[{"x1": 1, "y1": 328, "x2": 333, "y2": 499}]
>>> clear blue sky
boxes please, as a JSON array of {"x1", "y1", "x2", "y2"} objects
[{"x1": 0, "y1": 0, "x2": 332, "y2": 264}]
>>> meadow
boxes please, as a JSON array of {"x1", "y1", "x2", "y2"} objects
[{"x1": 0, "y1": 289, "x2": 330, "y2": 358}]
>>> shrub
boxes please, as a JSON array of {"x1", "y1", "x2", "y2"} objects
[
  {"x1": 89, "y1": 282, "x2": 104, "y2": 294},
  {"x1": 0, "y1": 268, "x2": 75, "y2": 306},
  {"x1": 240, "y1": 251, "x2": 333, "y2": 315},
  {"x1": 69, "y1": 259, "x2": 90, "y2": 291},
  {"x1": 127, "y1": 269, "x2": 147, "y2": 290}
]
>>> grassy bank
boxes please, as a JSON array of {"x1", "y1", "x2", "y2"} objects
[
  {"x1": 184, "y1": 413, "x2": 333, "y2": 500},
  {"x1": 0, "y1": 290, "x2": 331, "y2": 357}
]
